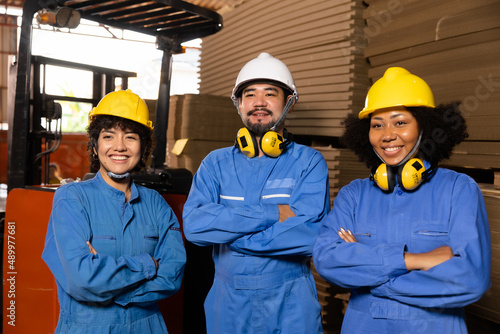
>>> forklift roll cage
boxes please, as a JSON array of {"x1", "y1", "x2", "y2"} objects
[
  {"x1": 3, "y1": 1, "x2": 221, "y2": 333},
  {"x1": 8, "y1": 0, "x2": 223, "y2": 191}
]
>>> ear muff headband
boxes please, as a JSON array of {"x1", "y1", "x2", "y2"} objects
[
  {"x1": 372, "y1": 158, "x2": 429, "y2": 192},
  {"x1": 236, "y1": 128, "x2": 290, "y2": 158}
]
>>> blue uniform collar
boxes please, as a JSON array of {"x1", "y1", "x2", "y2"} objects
[{"x1": 93, "y1": 171, "x2": 139, "y2": 202}]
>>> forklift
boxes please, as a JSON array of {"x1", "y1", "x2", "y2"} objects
[{"x1": 3, "y1": 1, "x2": 222, "y2": 333}]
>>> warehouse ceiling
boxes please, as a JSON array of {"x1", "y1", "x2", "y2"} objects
[
  {"x1": 1, "y1": 0, "x2": 243, "y2": 13},
  {"x1": 1, "y1": 0, "x2": 243, "y2": 45}
]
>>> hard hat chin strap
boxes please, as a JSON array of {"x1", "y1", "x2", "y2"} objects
[
  {"x1": 107, "y1": 171, "x2": 131, "y2": 179},
  {"x1": 234, "y1": 93, "x2": 298, "y2": 130},
  {"x1": 270, "y1": 93, "x2": 298, "y2": 131},
  {"x1": 234, "y1": 99, "x2": 244, "y2": 122},
  {"x1": 101, "y1": 163, "x2": 131, "y2": 180},
  {"x1": 373, "y1": 131, "x2": 423, "y2": 167}
]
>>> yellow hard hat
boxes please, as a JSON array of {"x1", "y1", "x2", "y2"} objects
[
  {"x1": 89, "y1": 89, "x2": 153, "y2": 129},
  {"x1": 359, "y1": 67, "x2": 435, "y2": 119}
]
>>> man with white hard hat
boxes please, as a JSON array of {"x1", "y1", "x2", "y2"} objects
[{"x1": 183, "y1": 53, "x2": 329, "y2": 333}]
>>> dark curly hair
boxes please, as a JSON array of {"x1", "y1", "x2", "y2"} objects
[
  {"x1": 341, "y1": 101, "x2": 468, "y2": 169},
  {"x1": 86, "y1": 115, "x2": 155, "y2": 172}
]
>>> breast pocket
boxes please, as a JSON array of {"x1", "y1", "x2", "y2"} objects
[
  {"x1": 354, "y1": 228, "x2": 377, "y2": 246},
  {"x1": 354, "y1": 212, "x2": 378, "y2": 246},
  {"x1": 91, "y1": 235, "x2": 117, "y2": 257},
  {"x1": 411, "y1": 221, "x2": 449, "y2": 253},
  {"x1": 142, "y1": 225, "x2": 159, "y2": 255},
  {"x1": 261, "y1": 178, "x2": 295, "y2": 205}
]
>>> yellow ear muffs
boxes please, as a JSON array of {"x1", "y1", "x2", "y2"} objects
[
  {"x1": 372, "y1": 163, "x2": 395, "y2": 192},
  {"x1": 260, "y1": 131, "x2": 285, "y2": 158},
  {"x1": 399, "y1": 158, "x2": 426, "y2": 191},
  {"x1": 236, "y1": 128, "x2": 290, "y2": 158},
  {"x1": 236, "y1": 127, "x2": 258, "y2": 158},
  {"x1": 372, "y1": 158, "x2": 428, "y2": 192}
]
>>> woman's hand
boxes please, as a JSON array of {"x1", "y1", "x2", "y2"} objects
[
  {"x1": 404, "y1": 245, "x2": 453, "y2": 271},
  {"x1": 339, "y1": 227, "x2": 357, "y2": 242},
  {"x1": 87, "y1": 240, "x2": 158, "y2": 271},
  {"x1": 87, "y1": 241, "x2": 97, "y2": 255}
]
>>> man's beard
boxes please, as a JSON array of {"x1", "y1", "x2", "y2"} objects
[
  {"x1": 245, "y1": 109, "x2": 276, "y2": 136},
  {"x1": 245, "y1": 120, "x2": 276, "y2": 137}
]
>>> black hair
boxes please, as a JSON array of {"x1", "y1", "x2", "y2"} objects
[
  {"x1": 341, "y1": 101, "x2": 468, "y2": 169},
  {"x1": 236, "y1": 79, "x2": 293, "y2": 102},
  {"x1": 87, "y1": 115, "x2": 155, "y2": 172}
]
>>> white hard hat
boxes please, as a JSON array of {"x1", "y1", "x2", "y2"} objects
[{"x1": 231, "y1": 53, "x2": 298, "y2": 102}]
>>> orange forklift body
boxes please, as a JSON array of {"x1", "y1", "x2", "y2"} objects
[{"x1": 2, "y1": 188, "x2": 188, "y2": 333}]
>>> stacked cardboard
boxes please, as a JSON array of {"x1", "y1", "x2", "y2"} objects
[
  {"x1": 165, "y1": 94, "x2": 241, "y2": 174},
  {"x1": 312, "y1": 261, "x2": 349, "y2": 334},
  {"x1": 311, "y1": 146, "x2": 369, "y2": 333},
  {"x1": 314, "y1": 146, "x2": 370, "y2": 208},
  {"x1": 444, "y1": 141, "x2": 500, "y2": 170},
  {"x1": 199, "y1": 0, "x2": 370, "y2": 138},
  {"x1": 363, "y1": 0, "x2": 500, "y2": 143},
  {"x1": 195, "y1": 0, "x2": 500, "y2": 328},
  {"x1": 467, "y1": 185, "x2": 500, "y2": 323}
]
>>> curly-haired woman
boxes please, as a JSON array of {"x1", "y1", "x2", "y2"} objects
[
  {"x1": 313, "y1": 67, "x2": 491, "y2": 334},
  {"x1": 42, "y1": 90, "x2": 185, "y2": 333}
]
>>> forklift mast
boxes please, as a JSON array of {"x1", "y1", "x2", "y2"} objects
[
  {"x1": 8, "y1": 0, "x2": 223, "y2": 191},
  {"x1": 21, "y1": 55, "x2": 139, "y2": 186},
  {"x1": 3, "y1": 1, "x2": 221, "y2": 333}
]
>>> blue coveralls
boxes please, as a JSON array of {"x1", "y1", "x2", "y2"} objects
[
  {"x1": 313, "y1": 164, "x2": 491, "y2": 334},
  {"x1": 42, "y1": 172, "x2": 186, "y2": 333},
  {"x1": 183, "y1": 142, "x2": 329, "y2": 334}
]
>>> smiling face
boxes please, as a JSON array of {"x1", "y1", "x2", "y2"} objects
[
  {"x1": 369, "y1": 108, "x2": 420, "y2": 166},
  {"x1": 238, "y1": 83, "x2": 289, "y2": 137},
  {"x1": 96, "y1": 126, "x2": 141, "y2": 181}
]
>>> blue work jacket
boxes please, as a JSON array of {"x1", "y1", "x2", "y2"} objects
[
  {"x1": 183, "y1": 142, "x2": 330, "y2": 334},
  {"x1": 313, "y1": 164, "x2": 491, "y2": 334},
  {"x1": 42, "y1": 172, "x2": 186, "y2": 333}
]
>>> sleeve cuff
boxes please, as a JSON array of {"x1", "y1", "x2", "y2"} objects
[
  {"x1": 254, "y1": 203, "x2": 280, "y2": 228},
  {"x1": 138, "y1": 253, "x2": 157, "y2": 280},
  {"x1": 384, "y1": 243, "x2": 408, "y2": 277}
]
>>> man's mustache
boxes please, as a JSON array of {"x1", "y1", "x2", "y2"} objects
[{"x1": 247, "y1": 108, "x2": 272, "y2": 116}]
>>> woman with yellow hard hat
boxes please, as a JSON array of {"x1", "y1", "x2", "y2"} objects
[
  {"x1": 42, "y1": 90, "x2": 186, "y2": 333},
  {"x1": 313, "y1": 67, "x2": 491, "y2": 333}
]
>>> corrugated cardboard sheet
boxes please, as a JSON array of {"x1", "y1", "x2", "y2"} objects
[
  {"x1": 193, "y1": 0, "x2": 500, "y2": 329},
  {"x1": 166, "y1": 94, "x2": 240, "y2": 173},
  {"x1": 199, "y1": 0, "x2": 370, "y2": 137}
]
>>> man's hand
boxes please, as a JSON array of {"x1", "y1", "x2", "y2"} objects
[
  {"x1": 278, "y1": 205, "x2": 296, "y2": 222},
  {"x1": 87, "y1": 241, "x2": 97, "y2": 255},
  {"x1": 404, "y1": 245, "x2": 453, "y2": 271}
]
